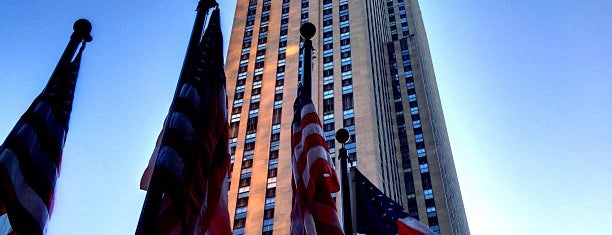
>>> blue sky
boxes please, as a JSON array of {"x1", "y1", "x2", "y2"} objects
[{"x1": 0, "y1": 1, "x2": 610, "y2": 234}]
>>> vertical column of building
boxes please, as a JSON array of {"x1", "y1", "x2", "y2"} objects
[
  {"x1": 320, "y1": 0, "x2": 335, "y2": 169},
  {"x1": 258, "y1": 0, "x2": 292, "y2": 234},
  {"x1": 298, "y1": 0, "x2": 309, "y2": 78},
  {"x1": 228, "y1": 1, "x2": 259, "y2": 234},
  {"x1": 229, "y1": 0, "x2": 272, "y2": 233}
]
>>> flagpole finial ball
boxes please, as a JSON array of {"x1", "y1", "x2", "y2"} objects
[
  {"x1": 300, "y1": 22, "x2": 316, "y2": 40},
  {"x1": 74, "y1": 19, "x2": 92, "y2": 34},
  {"x1": 73, "y1": 19, "x2": 93, "y2": 42},
  {"x1": 336, "y1": 129, "x2": 350, "y2": 144}
]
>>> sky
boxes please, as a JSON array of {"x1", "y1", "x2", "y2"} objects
[{"x1": 0, "y1": 1, "x2": 610, "y2": 235}]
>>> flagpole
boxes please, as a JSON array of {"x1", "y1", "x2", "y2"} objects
[
  {"x1": 336, "y1": 128, "x2": 354, "y2": 234},
  {"x1": 44, "y1": 18, "x2": 91, "y2": 97},
  {"x1": 173, "y1": 0, "x2": 218, "y2": 102},
  {"x1": 300, "y1": 22, "x2": 315, "y2": 103},
  {"x1": 52, "y1": 19, "x2": 92, "y2": 76},
  {"x1": 135, "y1": 1, "x2": 217, "y2": 234}
]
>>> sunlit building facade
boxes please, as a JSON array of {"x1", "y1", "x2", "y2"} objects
[{"x1": 223, "y1": 0, "x2": 469, "y2": 234}]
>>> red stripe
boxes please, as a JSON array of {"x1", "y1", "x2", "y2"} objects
[
  {"x1": 301, "y1": 111, "x2": 322, "y2": 127},
  {"x1": 396, "y1": 220, "x2": 427, "y2": 235}
]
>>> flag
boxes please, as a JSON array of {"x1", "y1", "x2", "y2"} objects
[
  {"x1": 139, "y1": 8, "x2": 231, "y2": 234},
  {"x1": 290, "y1": 84, "x2": 343, "y2": 235},
  {"x1": 354, "y1": 169, "x2": 437, "y2": 235},
  {"x1": 0, "y1": 42, "x2": 86, "y2": 235}
]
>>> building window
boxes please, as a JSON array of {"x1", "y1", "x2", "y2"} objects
[
  {"x1": 235, "y1": 206, "x2": 247, "y2": 219},
  {"x1": 240, "y1": 167, "x2": 252, "y2": 179},
  {"x1": 426, "y1": 206, "x2": 437, "y2": 218},
  {"x1": 342, "y1": 94, "x2": 354, "y2": 110},
  {"x1": 262, "y1": 218, "x2": 274, "y2": 233},
  {"x1": 267, "y1": 177, "x2": 277, "y2": 188},
  {"x1": 238, "y1": 185, "x2": 250, "y2": 198},
  {"x1": 323, "y1": 98, "x2": 334, "y2": 115},
  {"x1": 265, "y1": 197, "x2": 275, "y2": 210}
]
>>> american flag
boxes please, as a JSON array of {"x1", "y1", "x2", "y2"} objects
[
  {"x1": 290, "y1": 84, "x2": 343, "y2": 235},
  {"x1": 0, "y1": 42, "x2": 86, "y2": 234},
  {"x1": 354, "y1": 169, "x2": 437, "y2": 235},
  {"x1": 139, "y1": 8, "x2": 231, "y2": 234}
]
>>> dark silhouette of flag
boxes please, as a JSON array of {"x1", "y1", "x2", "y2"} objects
[
  {"x1": 355, "y1": 169, "x2": 436, "y2": 235},
  {"x1": 0, "y1": 43, "x2": 86, "y2": 235},
  {"x1": 139, "y1": 8, "x2": 231, "y2": 234},
  {"x1": 290, "y1": 84, "x2": 343, "y2": 235}
]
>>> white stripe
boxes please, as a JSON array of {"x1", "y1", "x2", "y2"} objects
[
  {"x1": 32, "y1": 102, "x2": 66, "y2": 146},
  {"x1": 168, "y1": 111, "x2": 194, "y2": 142},
  {"x1": 16, "y1": 124, "x2": 59, "y2": 187},
  {"x1": 155, "y1": 146, "x2": 185, "y2": 179},
  {"x1": 300, "y1": 112, "x2": 332, "y2": 164},
  {"x1": 179, "y1": 83, "x2": 201, "y2": 111},
  {"x1": 300, "y1": 103, "x2": 317, "y2": 119},
  {"x1": 292, "y1": 119, "x2": 304, "y2": 186},
  {"x1": 303, "y1": 208, "x2": 316, "y2": 235},
  {"x1": 0, "y1": 149, "x2": 49, "y2": 231},
  {"x1": 302, "y1": 146, "x2": 330, "y2": 188},
  {"x1": 292, "y1": 149, "x2": 302, "y2": 186},
  {"x1": 301, "y1": 123, "x2": 323, "y2": 142}
]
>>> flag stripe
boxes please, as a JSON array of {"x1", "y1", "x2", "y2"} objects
[
  {"x1": 4, "y1": 134, "x2": 54, "y2": 208},
  {"x1": 160, "y1": 128, "x2": 193, "y2": 164},
  {"x1": 16, "y1": 108, "x2": 64, "y2": 166},
  {"x1": 167, "y1": 112, "x2": 195, "y2": 142},
  {"x1": 0, "y1": 168, "x2": 43, "y2": 235},
  {"x1": 13, "y1": 128, "x2": 58, "y2": 209},
  {"x1": 32, "y1": 101, "x2": 67, "y2": 153},
  {"x1": 178, "y1": 83, "x2": 201, "y2": 109},
  {"x1": 0, "y1": 149, "x2": 49, "y2": 231},
  {"x1": 173, "y1": 97, "x2": 200, "y2": 128},
  {"x1": 396, "y1": 217, "x2": 434, "y2": 235},
  {"x1": 302, "y1": 145, "x2": 327, "y2": 189},
  {"x1": 16, "y1": 124, "x2": 59, "y2": 187},
  {"x1": 155, "y1": 147, "x2": 185, "y2": 180}
]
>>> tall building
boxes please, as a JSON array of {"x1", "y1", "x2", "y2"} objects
[{"x1": 223, "y1": 0, "x2": 469, "y2": 234}]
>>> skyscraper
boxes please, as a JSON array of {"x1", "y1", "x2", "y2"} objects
[{"x1": 223, "y1": 0, "x2": 469, "y2": 234}]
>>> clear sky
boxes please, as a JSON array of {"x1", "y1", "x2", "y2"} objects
[{"x1": 0, "y1": 1, "x2": 610, "y2": 234}]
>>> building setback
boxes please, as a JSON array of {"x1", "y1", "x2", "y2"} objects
[{"x1": 223, "y1": 0, "x2": 469, "y2": 234}]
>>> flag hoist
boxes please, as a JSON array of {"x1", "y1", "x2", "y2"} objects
[
  {"x1": 137, "y1": 0, "x2": 231, "y2": 234},
  {"x1": 0, "y1": 19, "x2": 92, "y2": 235}
]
